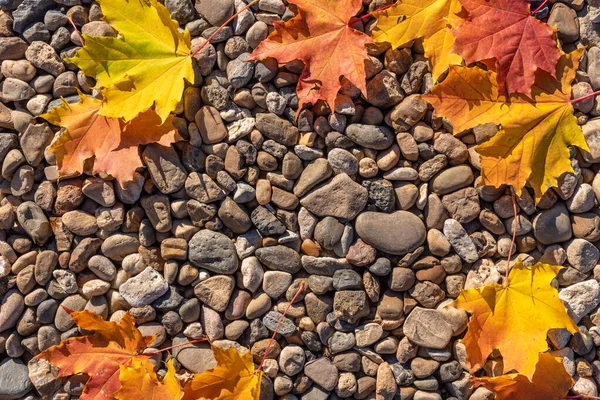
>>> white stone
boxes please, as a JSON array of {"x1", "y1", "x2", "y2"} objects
[
  {"x1": 119, "y1": 267, "x2": 168, "y2": 307},
  {"x1": 559, "y1": 279, "x2": 600, "y2": 323}
]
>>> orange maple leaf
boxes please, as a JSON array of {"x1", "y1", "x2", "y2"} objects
[
  {"x1": 37, "y1": 309, "x2": 155, "y2": 400},
  {"x1": 249, "y1": 0, "x2": 372, "y2": 111},
  {"x1": 43, "y1": 93, "x2": 180, "y2": 184},
  {"x1": 182, "y1": 346, "x2": 262, "y2": 400},
  {"x1": 474, "y1": 353, "x2": 573, "y2": 400},
  {"x1": 452, "y1": 0, "x2": 561, "y2": 96}
]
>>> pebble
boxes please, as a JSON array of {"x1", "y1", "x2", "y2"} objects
[
  {"x1": 193, "y1": 275, "x2": 234, "y2": 312},
  {"x1": 1, "y1": 2, "x2": 600, "y2": 397},
  {"x1": 0, "y1": 358, "x2": 32, "y2": 399},
  {"x1": 278, "y1": 344, "x2": 306, "y2": 376},
  {"x1": 559, "y1": 280, "x2": 600, "y2": 323},
  {"x1": 346, "y1": 124, "x2": 394, "y2": 150},
  {"x1": 16, "y1": 201, "x2": 51, "y2": 245},
  {"x1": 355, "y1": 211, "x2": 426, "y2": 255},
  {"x1": 188, "y1": 230, "x2": 238, "y2": 274},
  {"x1": 403, "y1": 307, "x2": 454, "y2": 349},
  {"x1": 119, "y1": 267, "x2": 169, "y2": 307},
  {"x1": 443, "y1": 219, "x2": 479, "y2": 263},
  {"x1": 566, "y1": 239, "x2": 599, "y2": 273},
  {"x1": 533, "y1": 203, "x2": 573, "y2": 245},
  {"x1": 304, "y1": 357, "x2": 339, "y2": 391}
]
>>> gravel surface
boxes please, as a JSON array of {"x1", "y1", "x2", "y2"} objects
[{"x1": 1, "y1": 0, "x2": 600, "y2": 399}]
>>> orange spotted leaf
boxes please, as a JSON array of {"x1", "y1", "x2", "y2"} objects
[
  {"x1": 36, "y1": 309, "x2": 154, "y2": 400},
  {"x1": 452, "y1": 0, "x2": 561, "y2": 96},
  {"x1": 42, "y1": 93, "x2": 180, "y2": 184},
  {"x1": 249, "y1": 0, "x2": 372, "y2": 112},
  {"x1": 474, "y1": 353, "x2": 573, "y2": 399}
]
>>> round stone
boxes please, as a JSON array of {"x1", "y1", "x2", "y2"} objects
[
  {"x1": 533, "y1": 203, "x2": 572, "y2": 245},
  {"x1": 188, "y1": 229, "x2": 239, "y2": 274},
  {"x1": 355, "y1": 211, "x2": 426, "y2": 255}
]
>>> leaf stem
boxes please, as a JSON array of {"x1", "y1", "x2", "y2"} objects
[
  {"x1": 68, "y1": 16, "x2": 85, "y2": 47},
  {"x1": 146, "y1": 338, "x2": 206, "y2": 355},
  {"x1": 505, "y1": 188, "x2": 518, "y2": 285},
  {"x1": 190, "y1": 0, "x2": 260, "y2": 58},
  {"x1": 255, "y1": 281, "x2": 306, "y2": 374},
  {"x1": 349, "y1": 3, "x2": 395, "y2": 26},
  {"x1": 531, "y1": 0, "x2": 549, "y2": 15},
  {"x1": 571, "y1": 90, "x2": 600, "y2": 104}
]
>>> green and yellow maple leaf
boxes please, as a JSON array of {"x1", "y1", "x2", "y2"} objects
[
  {"x1": 421, "y1": 49, "x2": 589, "y2": 202},
  {"x1": 68, "y1": 0, "x2": 194, "y2": 122}
]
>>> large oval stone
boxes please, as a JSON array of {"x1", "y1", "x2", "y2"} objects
[
  {"x1": 355, "y1": 211, "x2": 426, "y2": 255},
  {"x1": 189, "y1": 230, "x2": 238, "y2": 274}
]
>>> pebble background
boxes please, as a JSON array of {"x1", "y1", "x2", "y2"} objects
[{"x1": 1, "y1": 0, "x2": 600, "y2": 399}]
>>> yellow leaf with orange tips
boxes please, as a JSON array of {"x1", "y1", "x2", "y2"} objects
[
  {"x1": 42, "y1": 93, "x2": 180, "y2": 184},
  {"x1": 474, "y1": 353, "x2": 573, "y2": 400},
  {"x1": 37, "y1": 309, "x2": 155, "y2": 400},
  {"x1": 114, "y1": 358, "x2": 182, "y2": 400},
  {"x1": 421, "y1": 49, "x2": 589, "y2": 202},
  {"x1": 371, "y1": 0, "x2": 464, "y2": 80},
  {"x1": 182, "y1": 346, "x2": 262, "y2": 400},
  {"x1": 453, "y1": 260, "x2": 578, "y2": 379}
]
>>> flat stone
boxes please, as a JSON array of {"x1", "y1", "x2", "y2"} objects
[
  {"x1": 142, "y1": 144, "x2": 187, "y2": 194},
  {"x1": 188, "y1": 230, "x2": 238, "y2": 274},
  {"x1": 300, "y1": 173, "x2": 368, "y2": 220},
  {"x1": 194, "y1": 0, "x2": 234, "y2": 26},
  {"x1": 255, "y1": 246, "x2": 301, "y2": 273},
  {"x1": 533, "y1": 203, "x2": 572, "y2": 245},
  {"x1": 403, "y1": 307, "x2": 453, "y2": 349},
  {"x1": 119, "y1": 267, "x2": 169, "y2": 307},
  {"x1": 194, "y1": 275, "x2": 234, "y2": 312},
  {"x1": 355, "y1": 211, "x2": 426, "y2": 255},
  {"x1": 173, "y1": 336, "x2": 217, "y2": 373},
  {"x1": 443, "y1": 219, "x2": 479, "y2": 263},
  {"x1": 0, "y1": 358, "x2": 32, "y2": 399},
  {"x1": 13, "y1": 0, "x2": 53, "y2": 33},
  {"x1": 255, "y1": 113, "x2": 299, "y2": 146},
  {"x1": 263, "y1": 311, "x2": 295, "y2": 336},
  {"x1": 16, "y1": 201, "x2": 51, "y2": 246},
  {"x1": 0, "y1": 290, "x2": 24, "y2": 333},
  {"x1": 304, "y1": 357, "x2": 339, "y2": 391},
  {"x1": 195, "y1": 106, "x2": 228, "y2": 144},
  {"x1": 559, "y1": 280, "x2": 600, "y2": 323},
  {"x1": 263, "y1": 270, "x2": 292, "y2": 298},
  {"x1": 346, "y1": 124, "x2": 394, "y2": 150}
]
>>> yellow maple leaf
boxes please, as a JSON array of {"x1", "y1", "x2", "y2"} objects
[
  {"x1": 474, "y1": 353, "x2": 573, "y2": 400},
  {"x1": 182, "y1": 346, "x2": 262, "y2": 400},
  {"x1": 114, "y1": 358, "x2": 183, "y2": 400},
  {"x1": 453, "y1": 260, "x2": 578, "y2": 380},
  {"x1": 421, "y1": 49, "x2": 589, "y2": 202},
  {"x1": 42, "y1": 93, "x2": 179, "y2": 184},
  {"x1": 371, "y1": 0, "x2": 464, "y2": 81},
  {"x1": 68, "y1": 0, "x2": 194, "y2": 122}
]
